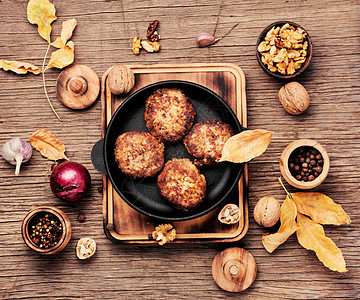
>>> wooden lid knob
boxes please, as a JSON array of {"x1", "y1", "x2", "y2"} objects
[
  {"x1": 212, "y1": 247, "x2": 257, "y2": 292},
  {"x1": 68, "y1": 77, "x2": 88, "y2": 95},
  {"x1": 56, "y1": 64, "x2": 100, "y2": 110}
]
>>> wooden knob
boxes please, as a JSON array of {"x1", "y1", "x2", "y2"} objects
[
  {"x1": 212, "y1": 247, "x2": 257, "y2": 292},
  {"x1": 56, "y1": 64, "x2": 100, "y2": 110},
  {"x1": 68, "y1": 77, "x2": 87, "y2": 95}
]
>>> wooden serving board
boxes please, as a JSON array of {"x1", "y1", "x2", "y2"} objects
[{"x1": 101, "y1": 63, "x2": 248, "y2": 244}]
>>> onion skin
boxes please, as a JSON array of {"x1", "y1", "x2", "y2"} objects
[{"x1": 50, "y1": 161, "x2": 91, "y2": 202}]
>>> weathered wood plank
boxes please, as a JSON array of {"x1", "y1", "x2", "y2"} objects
[{"x1": 0, "y1": 0, "x2": 359, "y2": 299}]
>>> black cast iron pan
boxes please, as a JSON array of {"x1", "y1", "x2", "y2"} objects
[{"x1": 92, "y1": 80, "x2": 245, "y2": 222}]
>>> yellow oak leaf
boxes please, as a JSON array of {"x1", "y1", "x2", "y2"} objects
[
  {"x1": 0, "y1": 59, "x2": 41, "y2": 75},
  {"x1": 292, "y1": 192, "x2": 351, "y2": 225},
  {"x1": 262, "y1": 195, "x2": 300, "y2": 253},
  {"x1": 45, "y1": 41, "x2": 74, "y2": 70},
  {"x1": 219, "y1": 129, "x2": 272, "y2": 163},
  {"x1": 30, "y1": 129, "x2": 68, "y2": 161},
  {"x1": 52, "y1": 18, "x2": 77, "y2": 48},
  {"x1": 27, "y1": 0, "x2": 57, "y2": 42},
  {"x1": 296, "y1": 213, "x2": 347, "y2": 272}
]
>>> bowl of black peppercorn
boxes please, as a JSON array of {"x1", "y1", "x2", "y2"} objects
[
  {"x1": 280, "y1": 139, "x2": 330, "y2": 189},
  {"x1": 22, "y1": 206, "x2": 71, "y2": 255}
]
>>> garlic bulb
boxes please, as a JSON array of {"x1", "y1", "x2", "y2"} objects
[{"x1": 2, "y1": 138, "x2": 32, "y2": 175}]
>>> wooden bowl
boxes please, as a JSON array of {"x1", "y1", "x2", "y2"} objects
[
  {"x1": 280, "y1": 139, "x2": 330, "y2": 189},
  {"x1": 256, "y1": 21, "x2": 313, "y2": 79},
  {"x1": 21, "y1": 206, "x2": 71, "y2": 255}
]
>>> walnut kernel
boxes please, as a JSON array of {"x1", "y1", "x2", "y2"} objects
[
  {"x1": 253, "y1": 196, "x2": 281, "y2": 227},
  {"x1": 132, "y1": 36, "x2": 141, "y2": 55},
  {"x1": 152, "y1": 224, "x2": 176, "y2": 245}
]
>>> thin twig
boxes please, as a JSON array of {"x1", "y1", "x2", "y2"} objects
[
  {"x1": 213, "y1": 0, "x2": 224, "y2": 37},
  {"x1": 42, "y1": 43, "x2": 62, "y2": 122},
  {"x1": 278, "y1": 177, "x2": 292, "y2": 198}
]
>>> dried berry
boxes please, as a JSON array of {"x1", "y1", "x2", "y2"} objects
[
  {"x1": 77, "y1": 214, "x2": 85, "y2": 222},
  {"x1": 288, "y1": 146, "x2": 323, "y2": 182},
  {"x1": 28, "y1": 213, "x2": 63, "y2": 249}
]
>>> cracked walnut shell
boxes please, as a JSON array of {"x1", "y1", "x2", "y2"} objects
[
  {"x1": 218, "y1": 204, "x2": 241, "y2": 225},
  {"x1": 76, "y1": 237, "x2": 96, "y2": 260},
  {"x1": 254, "y1": 196, "x2": 281, "y2": 227},
  {"x1": 278, "y1": 81, "x2": 310, "y2": 115}
]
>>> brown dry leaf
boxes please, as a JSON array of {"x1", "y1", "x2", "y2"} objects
[
  {"x1": 219, "y1": 129, "x2": 272, "y2": 163},
  {"x1": 45, "y1": 41, "x2": 74, "y2": 70},
  {"x1": 296, "y1": 213, "x2": 347, "y2": 272},
  {"x1": 52, "y1": 18, "x2": 77, "y2": 48},
  {"x1": 27, "y1": 0, "x2": 57, "y2": 42},
  {"x1": 262, "y1": 195, "x2": 300, "y2": 253},
  {"x1": 0, "y1": 60, "x2": 41, "y2": 75},
  {"x1": 292, "y1": 192, "x2": 351, "y2": 225},
  {"x1": 30, "y1": 129, "x2": 68, "y2": 161}
]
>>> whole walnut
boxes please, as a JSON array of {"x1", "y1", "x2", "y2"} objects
[
  {"x1": 253, "y1": 196, "x2": 281, "y2": 227},
  {"x1": 108, "y1": 65, "x2": 135, "y2": 95},
  {"x1": 278, "y1": 81, "x2": 310, "y2": 115}
]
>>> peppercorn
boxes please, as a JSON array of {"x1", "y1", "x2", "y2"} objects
[
  {"x1": 77, "y1": 214, "x2": 85, "y2": 222},
  {"x1": 288, "y1": 146, "x2": 324, "y2": 182},
  {"x1": 28, "y1": 213, "x2": 63, "y2": 248}
]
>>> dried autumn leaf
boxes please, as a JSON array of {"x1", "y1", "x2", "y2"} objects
[
  {"x1": 30, "y1": 129, "x2": 68, "y2": 161},
  {"x1": 262, "y1": 195, "x2": 300, "y2": 253},
  {"x1": 52, "y1": 18, "x2": 77, "y2": 48},
  {"x1": 219, "y1": 129, "x2": 272, "y2": 163},
  {"x1": 296, "y1": 213, "x2": 347, "y2": 272},
  {"x1": 292, "y1": 192, "x2": 351, "y2": 225},
  {"x1": 27, "y1": 0, "x2": 57, "y2": 42},
  {"x1": 45, "y1": 41, "x2": 74, "y2": 70},
  {"x1": 0, "y1": 59, "x2": 41, "y2": 75}
]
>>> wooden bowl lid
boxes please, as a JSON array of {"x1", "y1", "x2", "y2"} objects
[
  {"x1": 56, "y1": 64, "x2": 100, "y2": 109},
  {"x1": 212, "y1": 247, "x2": 257, "y2": 292}
]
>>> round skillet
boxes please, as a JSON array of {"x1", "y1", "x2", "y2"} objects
[{"x1": 104, "y1": 80, "x2": 244, "y2": 222}]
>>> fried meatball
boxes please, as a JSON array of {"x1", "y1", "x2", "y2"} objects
[
  {"x1": 184, "y1": 120, "x2": 234, "y2": 166},
  {"x1": 144, "y1": 88, "x2": 195, "y2": 142},
  {"x1": 157, "y1": 158, "x2": 206, "y2": 211},
  {"x1": 114, "y1": 131, "x2": 164, "y2": 178}
]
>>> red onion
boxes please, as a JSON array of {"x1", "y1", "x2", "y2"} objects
[{"x1": 50, "y1": 161, "x2": 91, "y2": 202}]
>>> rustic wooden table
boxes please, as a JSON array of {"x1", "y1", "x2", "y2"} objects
[{"x1": 1, "y1": 0, "x2": 359, "y2": 299}]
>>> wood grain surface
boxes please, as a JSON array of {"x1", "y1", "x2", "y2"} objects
[{"x1": 0, "y1": 0, "x2": 359, "y2": 299}]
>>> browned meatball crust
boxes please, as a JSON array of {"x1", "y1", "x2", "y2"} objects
[
  {"x1": 114, "y1": 131, "x2": 164, "y2": 178},
  {"x1": 157, "y1": 158, "x2": 206, "y2": 211},
  {"x1": 144, "y1": 88, "x2": 195, "y2": 142},
  {"x1": 184, "y1": 120, "x2": 234, "y2": 166}
]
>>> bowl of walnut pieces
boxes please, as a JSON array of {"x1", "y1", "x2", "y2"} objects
[{"x1": 256, "y1": 21, "x2": 312, "y2": 79}]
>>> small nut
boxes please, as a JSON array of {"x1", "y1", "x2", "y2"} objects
[
  {"x1": 131, "y1": 36, "x2": 141, "y2": 55},
  {"x1": 141, "y1": 40, "x2": 160, "y2": 53},
  {"x1": 147, "y1": 20, "x2": 160, "y2": 42},
  {"x1": 278, "y1": 81, "x2": 310, "y2": 115},
  {"x1": 253, "y1": 196, "x2": 281, "y2": 227},
  {"x1": 107, "y1": 65, "x2": 135, "y2": 95},
  {"x1": 152, "y1": 224, "x2": 176, "y2": 245},
  {"x1": 218, "y1": 204, "x2": 241, "y2": 225},
  {"x1": 76, "y1": 237, "x2": 96, "y2": 260}
]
